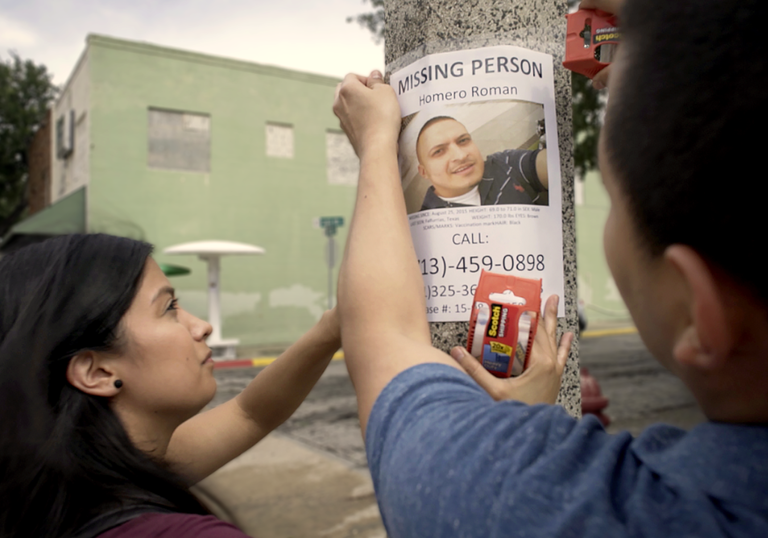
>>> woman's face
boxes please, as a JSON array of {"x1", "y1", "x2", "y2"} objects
[{"x1": 114, "y1": 258, "x2": 216, "y2": 423}]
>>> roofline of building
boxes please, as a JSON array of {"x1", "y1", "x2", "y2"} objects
[
  {"x1": 55, "y1": 45, "x2": 90, "y2": 104},
  {"x1": 86, "y1": 34, "x2": 341, "y2": 87}
]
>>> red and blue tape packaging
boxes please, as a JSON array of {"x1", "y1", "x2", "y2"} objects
[
  {"x1": 563, "y1": 8, "x2": 620, "y2": 79},
  {"x1": 466, "y1": 270, "x2": 542, "y2": 378}
]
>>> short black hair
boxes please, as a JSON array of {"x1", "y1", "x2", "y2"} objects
[
  {"x1": 416, "y1": 115, "x2": 459, "y2": 161},
  {"x1": 605, "y1": 0, "x2": 768, "y2": 302}
]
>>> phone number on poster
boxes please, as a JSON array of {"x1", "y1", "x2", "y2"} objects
[
  {"x1": 419, "y1": 254, "x2": 545, "y2": 278},
  {"x1": 424, "y1": 283, "x2": 478, "y2": 301}
]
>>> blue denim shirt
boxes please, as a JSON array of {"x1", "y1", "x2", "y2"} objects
[{"x1": 366, "y1": 364, "x2": 768, "y2": 537}]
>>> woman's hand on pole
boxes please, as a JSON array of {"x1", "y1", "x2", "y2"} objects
[{"x1": 333, "y1": 70, "x2": 401, "y2": 159}]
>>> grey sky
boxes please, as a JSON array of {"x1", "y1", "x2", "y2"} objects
[{"x1": 0, "y1": 0, "x2": 384, "y2": 85}]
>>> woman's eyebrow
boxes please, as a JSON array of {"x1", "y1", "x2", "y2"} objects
[{"x1": 151, "y1": 286, "x2": 176, "y2": 304}]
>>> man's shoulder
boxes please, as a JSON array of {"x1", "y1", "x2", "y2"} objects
[
  {"x1": 482, "y1": 149, "x2": 537, "y2": 186},
  {"x1": 367, "y1": 364, "x2": 768, "y2": 537},
  {"x1": 631, "y1": 421, "x2": 768, "y2": 506},
  {"x1": 484, "y1": 148, "x2": 536, "y2": 168},
  {"x1": 421, "y1": 186, "x2": 448, "y2": 211}
]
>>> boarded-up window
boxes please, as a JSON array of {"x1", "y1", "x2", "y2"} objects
[
  {"x1": 148, "y1": 109, "x2": 210, "y2": 172},
  {"x1": 326, "y1": 130, "x2": 358, "y2": 186},
  {"x1": 56, "y1": 110, "x2": 74, "y2": 159},
  {"x1": 266, "y1": 123, "x2": 294, "y2": 158}
]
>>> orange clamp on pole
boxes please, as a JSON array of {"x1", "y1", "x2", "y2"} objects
[{"x1": 563, "y1": 9, "x2": 620, "y2": 79}]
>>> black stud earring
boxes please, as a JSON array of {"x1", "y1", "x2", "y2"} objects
[{"x1": 114, "y1": 379, "x2": 123, "y2": 389}]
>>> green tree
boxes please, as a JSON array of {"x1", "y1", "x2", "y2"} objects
[
  {"x1": 348, "y1": 0, "x2": 385, "y2": 44},
  {"x1": 348, "y1": 0, "x2": 603, "y2": 178},
  {"x1": 0, "y1": 52, "x2": 58, "y2": 237}
]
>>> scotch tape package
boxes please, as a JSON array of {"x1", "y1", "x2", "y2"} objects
[{"x1": 466, "y1": 270, "x2": 541, "y2": 378}]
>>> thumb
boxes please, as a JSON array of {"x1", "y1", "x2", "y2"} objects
[
  {"x1": 450, "y1": 346, "x2": 502, "y2": 398},
  {"x1": 367, "y1": 70, "x2": 384, "y2": 89}
]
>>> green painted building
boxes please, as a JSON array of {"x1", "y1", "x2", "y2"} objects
[
  {"x1": 5, "y1": 35, "x2": 629, "y2": 351},
  {"x1": 575, "y1": 170, "x2": 630, "y2": 323},
  {"x1": 7, "y1": 35, "x2": 359, "y2": 350}
]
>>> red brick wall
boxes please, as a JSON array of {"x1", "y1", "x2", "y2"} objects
[{"x1": 27, "y1": 109, "x2": 51, "y2": 216}]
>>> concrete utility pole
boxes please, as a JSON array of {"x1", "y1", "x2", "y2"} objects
[{"x1": 384, "y1": 0, "x2": 581, "y2": 416}]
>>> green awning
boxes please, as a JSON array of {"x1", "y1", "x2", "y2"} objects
[
  {"x1": 158, "y1": 263, "x2": 191, "y2": 277},
  {"x1": 1, "y1": 187, "x2": 86, "y2": 253}
]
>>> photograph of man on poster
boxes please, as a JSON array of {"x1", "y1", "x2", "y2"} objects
[{"x1": 416, "y1": 115, "x2": 548, "y2": 211}]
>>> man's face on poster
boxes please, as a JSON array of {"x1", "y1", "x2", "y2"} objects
[{"x1": 416, "y1": 118, "x2": 485, "y2": 198}]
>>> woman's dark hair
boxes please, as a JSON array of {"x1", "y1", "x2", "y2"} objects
[{"x1": 0, "y1": 234, "x2": 207, "y2": 537}]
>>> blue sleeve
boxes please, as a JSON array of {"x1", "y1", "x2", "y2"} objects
[{"x1": 365, "y1": 364, "x2": 742, "y2": 538}]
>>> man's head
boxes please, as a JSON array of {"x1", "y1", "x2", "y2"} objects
[
  {"x1": 416, "y1": 116, "x2": 485, "y2": 198},
  {"x1": 600, "y1": 0, "x2": 768, "y2": 420}
]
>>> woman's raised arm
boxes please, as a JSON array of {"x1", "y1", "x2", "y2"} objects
[{"x1": 165, "y1": 308, "x2": 340, "y2": 483}]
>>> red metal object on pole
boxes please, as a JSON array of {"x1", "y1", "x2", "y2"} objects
[
  {"x1": 580, "y1": 367, "x2": 611, "y2": 427},
  {"x1": 563, "y1": 9, "x2": 620, "y2": 79}
]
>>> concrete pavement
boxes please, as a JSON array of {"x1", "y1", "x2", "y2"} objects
[
  {"x1": 194, "y1": 434, "x2": 385, "y2": 538},
  {"x1": 199, "y1": 359, "x2": 383, "y2": 537}
]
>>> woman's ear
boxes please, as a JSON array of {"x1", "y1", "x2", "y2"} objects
[
  {"x1": 664, "y1": 245, "x2": 733, "y2": 370},
  {"x1": 66, "y1": 351, "x2": 121, "y2": 397}
]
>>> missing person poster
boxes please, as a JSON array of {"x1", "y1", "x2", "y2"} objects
[{"x1": 391, "y1": 45, "x2": 565, "y2": 322}]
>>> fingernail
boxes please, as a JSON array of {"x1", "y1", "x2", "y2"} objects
[
  {"x1": 371, "y1": 70, "x2": 383, "y2": 79},
  {"x1": 450, "y1": 347, "x2": 465, "y2": 360},
  {"x1": 593, "y1": 80, "x2": 605, "y2": 90}
]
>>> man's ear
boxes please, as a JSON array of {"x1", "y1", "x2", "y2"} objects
[
  {"x1": 664, "y1": 245, "x2": 733, "y2": 370},
  {"x1": 418, "y1": 163, "x2": 428, "y2": 179},
  {"x1": 66, "y1": 351, "x2": 120, "y2": 397}
]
